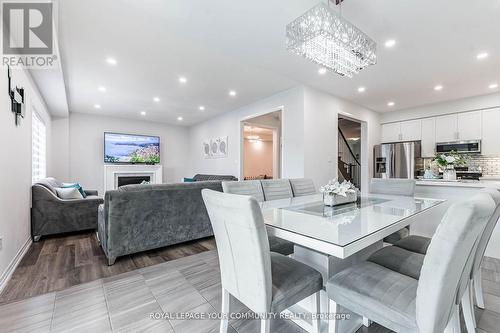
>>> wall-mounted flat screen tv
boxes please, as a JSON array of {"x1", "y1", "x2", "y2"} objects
[{"x1": 104, "y1": 132, "x2": 160, "y2": 164}]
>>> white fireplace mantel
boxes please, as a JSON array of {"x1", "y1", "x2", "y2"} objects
[{"x1": 104, "y1": 164, "x2": 163, "y2": 192}]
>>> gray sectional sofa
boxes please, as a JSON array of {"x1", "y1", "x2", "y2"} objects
[
  {"x1": 31, "y1": 178, "x2": 103, "y2": 241},
  {"x1": 98, "y1": 181, "x2": 223, "y2": 265}
]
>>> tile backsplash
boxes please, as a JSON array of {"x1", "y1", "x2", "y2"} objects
[
  {"x1": 467, "y1": 155, "x2": 500, "y2": 177},
  {"x1": 422, "y1": 155, "x2": 500, "y2": 177}
]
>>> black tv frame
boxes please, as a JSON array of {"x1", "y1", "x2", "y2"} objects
[{"x1": 104, "y1": 132, "x2": 161, "y2": 165}]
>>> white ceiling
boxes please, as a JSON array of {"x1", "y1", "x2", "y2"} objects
[{"x1": 56, "y1": 0, "x2": 500, "y2": 126}]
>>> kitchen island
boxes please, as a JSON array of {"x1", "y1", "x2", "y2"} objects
[{"x1": 414, "y1": 179, "x2": 500, "y2": 258}]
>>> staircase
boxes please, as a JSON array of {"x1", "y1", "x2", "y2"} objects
[{"x1": 338, "y1": 127, "x2": 361, "y2": 189}]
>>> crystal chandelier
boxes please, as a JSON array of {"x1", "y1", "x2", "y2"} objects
[{"x1": 286, "y1": 1, "x2": 377, "y2": 78}]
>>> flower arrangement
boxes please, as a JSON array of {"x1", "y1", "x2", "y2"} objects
[
  {"x1": 432, "y1": 151, "x2": 468, "y2": 168},
  {"x1": 320, "y1": 179, "x2": 357, "y2": 197},
  {"x1": 320, "y1": 179, "x2": 358, "y2": 206}
]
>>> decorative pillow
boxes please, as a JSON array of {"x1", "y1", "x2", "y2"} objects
[
  {"x1": 62, "y1": 182, "x2": 86, "y2": 198},
  {"x1": 183, "y1": 177, "x2": 195, "y2": 183},
  {"x1": 56, "y1": 187, "x2": 84, "y2": 200}
]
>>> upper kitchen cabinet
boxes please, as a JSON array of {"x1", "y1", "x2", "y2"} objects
[
  {"x1": 482, "y1": 108, "x2": 500, "y2": 155},
  {"x1": 457, "y1": 111, "x2": 482, "y2": 141},
  {"x1": 400, "y1": 119, "x2": 422, "y2": 141},
  {"x1": 421, "y1": 118, "x2": 436, "y2": 157},
  {"x1": 435, "y1": 114, "x2": 458, "y2": 142},
  {"x1": 381, "y1": 122, "x2": 401, "y2": 142},
  {"x1": 435, "y1": 111, "x2": 482, "y2": 142},
  {"x1": 381, "y1": 120, "x2": 421, "y2": 143}
]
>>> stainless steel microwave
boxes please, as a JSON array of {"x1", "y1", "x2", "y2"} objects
[{"x1": 436, "y1": 140, "x2": 481, "y2": 154}]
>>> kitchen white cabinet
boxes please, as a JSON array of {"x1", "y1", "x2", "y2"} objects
[
  {"x1": 457, "y1": 111, "x2": 482, "y2": 140},
  {"x1": 435, "y1": 114, "x2": 458, "y2": 142},
  {"x1": 482, "y1": 108, "x2": 500, "y2": 155},
  {"x1": 421, "y1": 118, "x2": 436, "y2": 157},
  {"x1": 400, "y1": 119, "x2": 422, "y2": 141},
  {"x1": 381, "y1": 120, "x2": 421, "y2": 143},
  {"x1": 435, "y1": 111, "x2": 482, "y2": 142},
  {"x1": 381, "y1": 123, "x2": 401, "y2": 143}
]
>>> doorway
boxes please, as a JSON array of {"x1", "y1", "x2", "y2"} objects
[
  {"x1": 338, "y1": 116, "x2": 362, "y2": 189},
  {"x1": 240, "y1": 111, "x2": 282, "y2": 180}
]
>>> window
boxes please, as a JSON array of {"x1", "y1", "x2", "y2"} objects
[{"x1": 32, "y1": 111, "x2": 46, "y2": 183}]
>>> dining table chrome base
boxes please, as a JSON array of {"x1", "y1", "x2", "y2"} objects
[{"x1": 282, "y1": 242, "x2": 384, "y2": 333}]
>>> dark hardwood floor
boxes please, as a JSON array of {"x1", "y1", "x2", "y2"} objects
[{"x1": 0, "y1": 231, "x2": 216, "y2": 305}]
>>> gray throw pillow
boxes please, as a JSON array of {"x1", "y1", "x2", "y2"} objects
[{"x1": 56, "y1": 187, "x2": 83, "y2": 200}]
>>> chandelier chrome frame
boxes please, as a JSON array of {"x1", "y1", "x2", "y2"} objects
[{"x1": 286, "y1": 1, "x2": 377, "y2": 78}]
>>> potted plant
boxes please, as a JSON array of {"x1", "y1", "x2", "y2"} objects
[
  {"x1": 319, "y1": 179, "x2": 358, "y2": 206},
  {"x1": 432, "y1": 151, "x2": 468, "y2": 181}
]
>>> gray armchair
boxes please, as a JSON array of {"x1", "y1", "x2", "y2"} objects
[{"x1": 31, "y1": 178, "x2": 103, "y2": 241}]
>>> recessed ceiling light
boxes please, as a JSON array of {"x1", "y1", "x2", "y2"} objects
[
  {"x1": 434, "y1": 85, "x2": 443, "y2": 91},
  {"x1": 387, "y1": 101, "x2": 395, "y2": 107},
  {"x1": 357, "y1": 87, "x2": 366, "y2": 93},
  {"x1": 178, "y1": 76, "x2": 187, "y2": 84},
  {"x1": 106, "y1": 57, "x2": 117, "y2": 65},
  {"x1": 229, "y1": 90, "x2": 237, "y2": 97},
  {"x1": 98, "y1": 86, "x2": 106, "y2": 92},
  {"x1": 177, "y1": 116, "x2": 183, "y2": 121},
  {"x1": 477, "y1": 52, "x2": 489, "y2": 60},
  {"x1": 384, "y1": 39, "x2": 396, "y2": 48},
  {"x1": 140, "y1": 111, "x2": 146, "y2": 116},
  {"x1": 318, "y1": 67, "x2": 327, "y2": 75},
  {"x1": 489, "y1": 83, "x2": 499, "y2": 89},
  {"x1": 153, "y1": 97, "x2": 160, "y2": 102},
  {"x1": 94, "y1": 104, "x2": 101, "y2": 109},
  {"x1": 199, "y1": 106, "x2": 205, "y2": 111}
]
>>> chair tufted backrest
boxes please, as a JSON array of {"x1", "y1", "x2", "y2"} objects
[
  {"x1": 222, "y1": 180, "x2": 265, "y2": 202},
  {"x1": 201, "y1": 189, "x2": 272, "y2": 313},
  {"x1": 416, "y1": 193, "x2": 495, "y2": 333},
  {"x1": 370, "y1": 178, "x2": 416, "y2": 197}
]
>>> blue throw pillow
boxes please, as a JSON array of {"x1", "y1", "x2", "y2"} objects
[
  {"x1": 183, "y1": 177, "x2": 195, "y2": 183},
  {"x1": 62, "y1": 183, "x2": 86, "y2": 198}
]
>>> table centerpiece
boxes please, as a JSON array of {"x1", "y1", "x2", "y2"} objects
[{"x1": 319, "y1": 179, "x2": 358, "y2": 207}]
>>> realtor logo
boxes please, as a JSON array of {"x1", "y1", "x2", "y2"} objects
[{"x1": 1, "y1": 1, "x2": 56, "y2": 68}]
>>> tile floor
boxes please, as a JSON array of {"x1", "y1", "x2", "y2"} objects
[{"x1": 2, "y1": 250, "x2": 500, "y2": 333}]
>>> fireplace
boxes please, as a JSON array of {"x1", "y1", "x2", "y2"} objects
[
  {"x1": 104, "y1": 165, "x2": 162, "y2": 191},
  {"x1": 117, "y1": 175, "x2": 151, "y2": 187}
]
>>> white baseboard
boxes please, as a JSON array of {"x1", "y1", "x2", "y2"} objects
[{"x1": 0, "y1": 237, "x2": 32, "y2": 294}]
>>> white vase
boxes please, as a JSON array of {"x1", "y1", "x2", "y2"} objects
[
  {"x1": 443, "y1": 165, "x2": 457, "y2": 181},
  {"x1": 323, "y1": 192, "x2": 357, "y2": 207}
]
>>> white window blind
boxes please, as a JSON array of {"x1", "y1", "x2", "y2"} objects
[{"x1": 32, "y1": 111, "x2": 46, "y2": 183}]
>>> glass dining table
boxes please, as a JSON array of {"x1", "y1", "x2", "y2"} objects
[{"x1": 260, "y1": 193, "x2": 445, "y2": 333}]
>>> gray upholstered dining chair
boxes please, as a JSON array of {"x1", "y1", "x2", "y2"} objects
[
  {"x1": 261, "y1": 179, "x2": 294, "y2": 201},
  {"x1": 222, "y1": 180, "x2": 294, "y2": 256},
  {"x1": 370, "y1": 178, "x2": 416, "y2": 244},
  {"x1": 202, "y1": 189, "x2": 323, "y2": 333},
  {"x1": 326, "y1": 193, "x2": 495, "y2": 333},
  {"x1": 392, "y1": 187, "x2": 500, "y2": 332},
  {"x1": 289, "y1": 178, "x2": 316, "y2": 197}
]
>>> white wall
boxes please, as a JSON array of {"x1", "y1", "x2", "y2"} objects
[
  {"x1": 189, "y1": 85, "x2": 381, "y2": 191},
  {"x1": 380, "y1": 92, "x2": 500, "y2": 123},
  {"x1": 188, "y1": 86, "x2": 305, "y2": 179},
  {"x1": 303, "y1": 87, "x2": 381, "y2": 192},
  {"x1": 0, "y1": 67, "x2": 52, "y2": 288},
  {"x1": 67, "y1": 113, "x2": 190, "y2": 194},
  {"x1": 243, "y1": 139, "x2": 273, "y2": 178}
]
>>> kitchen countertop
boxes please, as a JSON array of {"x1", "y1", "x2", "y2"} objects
[{"x1": 416, "y1": 179, "x2": 500, "y2": 188}]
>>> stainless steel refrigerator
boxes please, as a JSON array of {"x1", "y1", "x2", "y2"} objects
[{"x1": 373, "y1": 141, "x2": 422, "y2": 179}]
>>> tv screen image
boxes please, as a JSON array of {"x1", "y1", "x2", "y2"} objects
[{"x1": 104, "y1": 133, "x2": 160, "y2": 164}]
